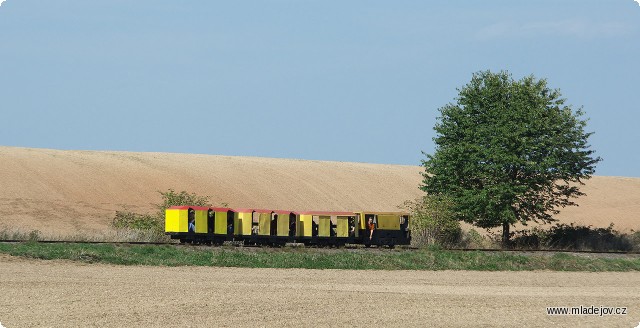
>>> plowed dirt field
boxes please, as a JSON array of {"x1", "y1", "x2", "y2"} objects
[{"x1": 1, "y1": 255, "x2": 639, "y2": 327}]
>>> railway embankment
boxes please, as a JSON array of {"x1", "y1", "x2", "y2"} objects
[{"x1": 1, "y1": 242, "x2": 639, "y2": 271}]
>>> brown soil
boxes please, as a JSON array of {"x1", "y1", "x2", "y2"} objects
[
  {"x1": 0, "y1": 146, "x2": 638, "y2": 236},
  {"x1": 0, "y1": 255, "x2": 639, "y2": 327}
]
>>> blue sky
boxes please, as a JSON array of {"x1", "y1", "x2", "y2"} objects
[{"x1": 0, "y1": 1, "x2": 638, "y2": 177}]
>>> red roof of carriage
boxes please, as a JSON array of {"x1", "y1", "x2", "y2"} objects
[
  {"x1": 232, "y1": 208, "x2": 253, "y2": 213},
  {"x1": 168, "y1": 206, "x2": 358, "y2": 216},
  {"x1": 252, "y1": 209, "x2": 273, "y2": 214},
  {"x1": 210, "y1": 207, "x2": 233, "y2": 212},
  {"x1": 296, "y1": 211, "x2": 355, "y2": 216},
  {"x1": 167, "y1": 206, "x2": 210, "y2": 211},
  {"x1": 273, "y1": 210, "x2": 294, "y2": 215},
  {"x1": 231, "y1": 208, "x2": 295, "y2": 214}
]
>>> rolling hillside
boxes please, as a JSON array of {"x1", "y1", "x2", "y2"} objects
[{"x1": 0, "y1": 146, "x2": 638, "y2": 235}]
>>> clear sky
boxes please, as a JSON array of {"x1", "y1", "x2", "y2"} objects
[{"x1": 1, "y1": 1, "x2": 638, "y2": 177}]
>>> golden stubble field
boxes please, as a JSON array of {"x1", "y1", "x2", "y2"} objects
[
  {"x1": 0, "y1": 146, "x2": 639, "y2": 236},
  {"x1": 1, "y1": 254, "x2": 640, "y2": 328}
]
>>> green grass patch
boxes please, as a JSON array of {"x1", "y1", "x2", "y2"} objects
[{"x1": 1, "y1": 242, "x2": 639, "y2": 271}]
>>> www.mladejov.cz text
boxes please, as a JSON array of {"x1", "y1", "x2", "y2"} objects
[{"x1": 546, "y1": 305, "x2": 627, "y2": 316}]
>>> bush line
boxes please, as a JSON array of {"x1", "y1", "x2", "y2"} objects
[{"x1": 1, "y1": 242, "x2": 639, "y2": 271}]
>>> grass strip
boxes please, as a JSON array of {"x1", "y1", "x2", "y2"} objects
[{"x1": 1, "y1": 242, "x2": 639, "y2": 271}]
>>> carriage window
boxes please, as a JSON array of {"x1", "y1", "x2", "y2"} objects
[
  {"x1": 271, "y1": 214, "x2": 278, "y2": 236},
  {"x1": 365, "y1": 214, "x2": 376, "y2": 229},
  {"x1": 208, "y1": 210, "x2": 215, "y2": 234},
  {"x1": 289, "y1": 214, "x2": 296, "y2": 237},
  {"x1": 227, "y1": 211, "x2": 234, "y2": 235},
  {"x1": 188, "y1": 209, "x2": 196, "y2": 233},
  {"x1": 401, "y1": 215, "x2": 409, "y2": 230},
  {"x1": 330, "y1": 216, "x2": 337, "y2": 237},
  {"x1": 252, "y1": 212, "x2": 259, "y2": 235},
  {"x1": 312, "y1": 216, "x2": 319, "y2": 237},
  {"x1": 348, "y1": 216, "x2": 355, "y2": 237}
]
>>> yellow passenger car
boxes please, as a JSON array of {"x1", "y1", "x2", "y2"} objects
[
  {"x1": 296, "y1": 211, "x2": 356, "y2": 245},
  {"x1": 356, "y1": 211, "x2": 410, "y2": 247},
  {"x1": 166, "y1": 205, "x2": 410, "y2": 247}
]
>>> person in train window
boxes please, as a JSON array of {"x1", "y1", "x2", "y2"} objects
[
  {"x1": 367, "y1": 217, "x2": 375, "y2": 240},
  {"x1": 271, "y1": 214, "x2": 278, "y2": 235},
  {"x1": 348, "y1": 217, "x2": 355, "y2": 237},
  {"x1": 289, "y1": 217, "x2": 296, "y2": 237},
  {"x1": 188, "y1": 209, "x2": 196, "y2": 232}
]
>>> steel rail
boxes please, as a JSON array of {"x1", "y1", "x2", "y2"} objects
[
  {"x1": 0, "y1": 240, "x2": 177, "y2": 245},
  {"x1": 445, "y1": 247, "x2": 640, "y2": 255},
  {"x1": 1, "y1": 240, "x2": 639, "y2": 255}
]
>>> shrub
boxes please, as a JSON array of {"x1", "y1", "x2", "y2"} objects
[
  {"x1": 112, "y1": 211, "x2": 162, "y2": 231},
  {"x1": 457, "y1": 229, "x2": 496, "y2": 249},
  {"x1": 28, "y1": 230, "x2": 41, "y2": 242},
  {"x1": 154, "y1": 189, "x2": 212, "y2": 218},
  {"x1": 545, "y1": 223, "x2": 632, "y2": 251},
  {"x1": 111, "y1": 189, "x2": 222, "y2": 239},
  {"x1": 510, "y1": 223, "x2": 633, "y2": 252},
  {"x1": 508, "y1": 227, "x2": 545, "y2": 249},
  {"x1": 401, "y1": 195, "x2": 461, "y2": 247},
  {"x1": 627, "y1": 230, "x2": 640, "y2": 252}
]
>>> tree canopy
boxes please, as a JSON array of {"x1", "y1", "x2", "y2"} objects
[{"x1": 421, "y1": 70, "x2": 601, "y2": 243}]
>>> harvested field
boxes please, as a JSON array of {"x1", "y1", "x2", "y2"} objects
[
  {"x1": 0, "y1": 146, "x2": 639, "y2": 236},
  {"x1": 1, "y1": 255, "x2": 639, "y2": 327}
]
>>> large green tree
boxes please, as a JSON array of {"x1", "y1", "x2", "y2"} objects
[{"x1": 421, "y1": 70, "x2": 601, "y2": 244}]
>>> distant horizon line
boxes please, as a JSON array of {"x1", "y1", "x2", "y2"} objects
[
  {"x1": 0, "y1": 144, "x2": 423, "y2": 168},
  {"x1": 1, "y1": 144, "x2": 635, "y2": 179}
]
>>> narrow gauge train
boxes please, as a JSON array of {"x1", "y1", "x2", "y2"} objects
[{"x1": 165, "y1": 206, "x2": 411, "y2": 247}]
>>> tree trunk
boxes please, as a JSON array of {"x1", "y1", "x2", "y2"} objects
[{"x1": 502, "y1": 222, "x2": 510, "y2": 248}]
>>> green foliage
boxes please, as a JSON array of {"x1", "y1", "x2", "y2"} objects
[
  {"x1": 1, "y1": 242, "x2": 639, "y2": 271},
  {"x1": 422, "y1": 70, "x2": 601, "y2": 243},
  {"x1": 111, "y1": 189, "x2": 216, "y2": 235},
  {"x1": 155, "y1": 189, "x2": 212, "y2": 218},
  {"x1": 28, "y1": 230, "x2": 41, "y2": 242},
  {"x1": 546, "y1": 224, "x2": 632, "y2": 251},
  {"x1": 628, "y1": 231, "x2": 640, "y2": 252},
  {"x1": 511, "y1": 223, "x2": 633, "y2": 252},
  {"x1": 401, "y1": 195, "x2": 461, "y2": 247},
  {"x1": 0, "y1": 226, "x2": 42, "y2": 241},
  {"x1": 456, "y1": 229, "x2": 496, "y2": 249},
  {"x1": 112, "y1": 211, "x2": 162, "y2": 231}
]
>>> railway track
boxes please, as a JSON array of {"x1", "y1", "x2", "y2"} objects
[
  {"x1": 0, "y1": 240, "x2": 177, "y2": 246},
  {"x1": 1, "y1": 239, "x2": 640, "y2": 255},
  {"x1": 446, "y1": 247, "x2": 640, "y2": 255}
]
